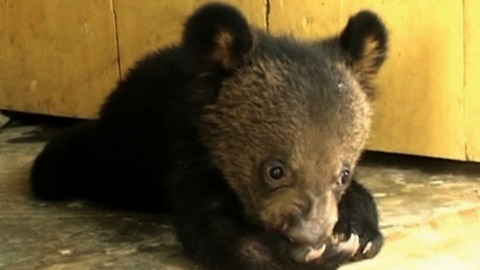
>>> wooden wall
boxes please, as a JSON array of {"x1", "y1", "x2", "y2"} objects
[
  {"x1": 465, "y1": 0, "x2": 480, "y2": 161},
  {"x1": 0, "y1": 0, "x2": 119, "y2": 118},
  {"x1": 1, "y1": 0, "x2": 479, "y2": 162}
]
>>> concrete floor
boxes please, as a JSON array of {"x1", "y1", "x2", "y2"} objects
[{"x1": 1, "y1": 114, "x2": 480, "y2": 270}]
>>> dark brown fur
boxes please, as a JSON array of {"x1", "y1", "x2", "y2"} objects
[
  {"x1": 201, "y1": 34, "x2": 379, "y2": 240},
  {"x1": 30, "y1": 3, "x2": 387, "y2": 270}
]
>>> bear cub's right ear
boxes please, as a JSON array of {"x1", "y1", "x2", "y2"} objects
[
  {"x1": 339, "y1": 11, "x2": 388, "y2": 98},
  {"x1": 182, "y1": 3, "x2": 254, "y2": 70}
]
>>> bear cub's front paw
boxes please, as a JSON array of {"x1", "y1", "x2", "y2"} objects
[
  {"x1": 333, "y1": 221, "x2": 383, "y2": 261},
  {"x1": 288, "y1": 222, "x2": 383, "y2": 268}
]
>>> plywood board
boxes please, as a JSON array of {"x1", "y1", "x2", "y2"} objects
[
  {"x1": 269, "y1": 0, "x2": 466, "y2": 160},
  {"x1": 0, "y1": 0, "x2": 119, "y2": 118},
  {"x1": 268, "y1": 0, "x2": 341, "y2": 38},
  {"x1": 0, "y1": 1, "x2": 475, "y2": 161},
  {"x1": 464, "y1": 0, "x2": 480, "y2": 162},
  {"x1": 113, "y1": 0, "x2": 267, "y2": 76}
]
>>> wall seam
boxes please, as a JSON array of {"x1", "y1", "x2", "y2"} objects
[
  {"x1": 462, "y1": 0, "x2": 469, "y2": 161},
  {"x1": 265, "y1": 0, "x2": 270, "y2": 32},
  {"x1": 109, "y1": 0, "x2": 122, "y2": 81}
]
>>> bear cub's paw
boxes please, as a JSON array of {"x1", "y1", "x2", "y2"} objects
[{"x1": 333, "y1": 221, "x2": 383, "y2": 261}]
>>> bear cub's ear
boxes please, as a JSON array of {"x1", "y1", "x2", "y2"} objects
[
  {"x1": 339, "y1": 11, "x2": 388, "y2": 97},
  {"x1": 182, "y1": 3, "x2": 253, "y2": 70}
]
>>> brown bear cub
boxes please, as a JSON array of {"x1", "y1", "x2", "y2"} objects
[{"x1": 31, "y1": 3, "x2": 388, "y2": 270}]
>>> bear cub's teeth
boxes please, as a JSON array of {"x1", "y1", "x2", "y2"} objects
[
  {"x1": 291, "y1": 243, "x2": 327, "y2": 263},
  {"x1": 305, "y1": 244, "x2": 327, "y2": 262}
]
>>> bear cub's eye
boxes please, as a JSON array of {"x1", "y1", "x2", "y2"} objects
[
  {"x1": 262, "y1": 159, "x2": 290, "y2": 188},
  {"x1": 337, "y1": 168, "x2": 351, "y2": 186},
  {"x1": 269, "y1": 166, "x2": 284, "y2": 180}
]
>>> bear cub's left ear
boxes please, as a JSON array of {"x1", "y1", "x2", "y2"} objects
[
  {"x1": 182, "y1": 3, "x2": 254, "y2": 70},
  {"x1": 339, "y1": 11, "x2": 388, "y2": 98}
]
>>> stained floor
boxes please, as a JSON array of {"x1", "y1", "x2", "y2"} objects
[{"x1": 1, "y1": 114, "x2": 480, "y2": 270}]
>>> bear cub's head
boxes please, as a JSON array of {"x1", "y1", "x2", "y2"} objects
[{"x1": 184, "y1": 3, "x2": 387, "y2": 249}]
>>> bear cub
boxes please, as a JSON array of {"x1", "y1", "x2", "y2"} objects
[{"x1": 31, "y1": 3, "x2": 388, "y2": 270}]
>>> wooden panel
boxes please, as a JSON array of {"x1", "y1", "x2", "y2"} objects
[
  {"x1": 465, "y1": 0, "x2": 480, "y2": 162},
  {"x1": 0, "y1": 1, "x2": 475, "y2": 161},
  {"x1": 113, "y1": 0, "x2": 267, "y2": 76},
  {"x1": 269, "y1": 0, "x2": 466, "y2": 160},
  {"x1": 0, "y1": 0, "x2": 119, "y2": 118},
  {"x1": 268, "y1": 0, "x2": 341, "y2": 38}
]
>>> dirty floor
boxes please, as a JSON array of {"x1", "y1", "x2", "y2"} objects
[{"x1": 1, "y1": 114, "x2": 480, "y2": 270}]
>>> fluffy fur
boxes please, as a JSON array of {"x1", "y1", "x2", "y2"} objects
[{"x1": 31, "y1": 3, "x2": 388, "y2": 270}]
